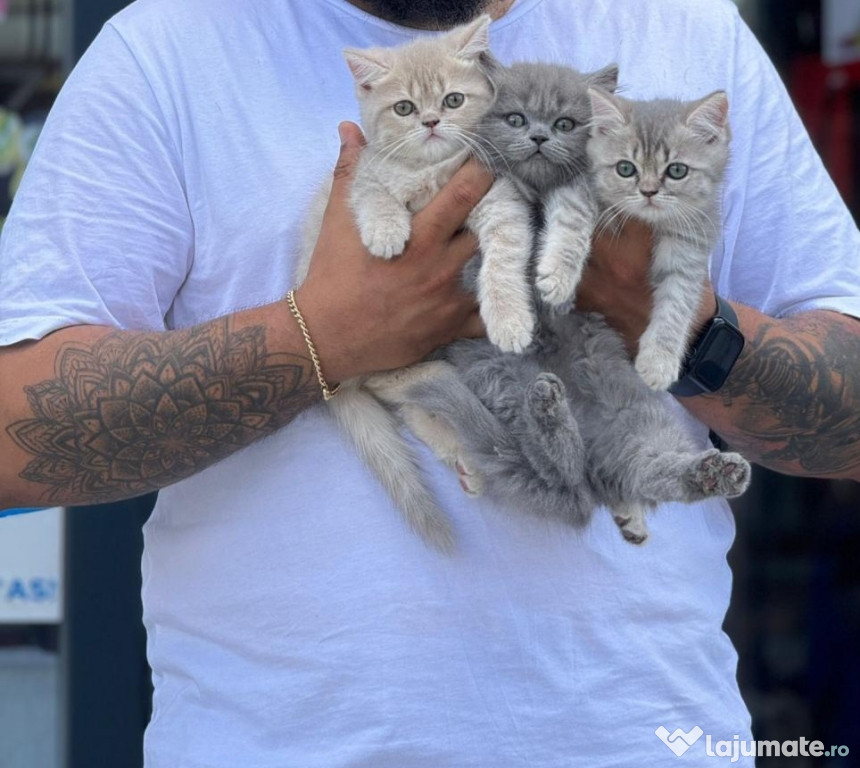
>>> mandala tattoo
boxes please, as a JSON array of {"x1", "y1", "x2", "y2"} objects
[
  {"x1": 8, "y1": 320, "x2": 319, "y2": 502},
  {"x1": 719, "y1": 312, "x2": 860, "y2": 476}
]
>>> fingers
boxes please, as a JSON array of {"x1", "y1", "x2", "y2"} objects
[
  {"x1": 414, "y1": 158, "x2": 494, "y2": 242},
  {"x1": 459, "y1": 309, "x2": 486, "y2": 339},
  {"x1": 439, "y1": 230, "x2": 480, "y2": 274},
  {"x1": 313, "y1": 123, "x2": 368, "y2": 272},
  {"x1": 327, "y1": 122, "x2": 366, "y2": 212}
]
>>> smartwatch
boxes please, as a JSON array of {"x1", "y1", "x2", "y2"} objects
[{"x1": 669, "y1": 294, "x2": 744, "y2": 397}]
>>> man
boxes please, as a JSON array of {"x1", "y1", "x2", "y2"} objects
[{"x1": 0, "y1": 0, "x2": 858, "y2": 765}]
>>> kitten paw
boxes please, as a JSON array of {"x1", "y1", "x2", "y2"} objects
[
  {"x1": 527, "y1": 373, "x2": 567, "y2": 424},
  {"x1": 359, "y1": 215, "x2": 412, "y2": 259},
  {"x1": 484, "y1": 307, "x2": 535, "y2": 353},
  {"x1": 634, "y1": 350, "x2": 681, "y2": 391},
  {"x1": 688, "y1": 449, "x2": 751, "y2": 498},
  {"x1": 612, "y1": 504, "x2": 650, "y2": 545},
  {"x1": 535, "y1": 264, "x2": 582, "y2": 307},
  {"x1": 618, "y1": 518, "x2": 649, "y2": 545},
  {"x1": 455, "y1": 458, "x2": 485, "y2": 497}
]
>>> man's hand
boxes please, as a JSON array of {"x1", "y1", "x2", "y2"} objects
[
  {"x1": 575, "y1": 220, "x2": 716, "y2": 356},
  {"x1": 296, "y1": 121, "x2": 491, "y2": 384}
]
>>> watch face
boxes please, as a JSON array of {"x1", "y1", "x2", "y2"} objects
[{"x1": 692, "y1": 320, "x2": 745, "y2": 391}]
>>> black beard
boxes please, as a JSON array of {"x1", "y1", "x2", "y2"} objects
[{"x1": 357, "y1": 0, "x2": 490, "y2": 27}]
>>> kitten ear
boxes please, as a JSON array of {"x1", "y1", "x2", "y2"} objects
[
  {"x1": 447, "y1": 14, "x2": 492, "y2": 61},
  {"x1": 477, "y1": 50, "x2": 504, "y2": 97},
  {"x1": 588, "y1": 87, "x2": 628, "y2": 135},
  {"x1": 589, "y1": 64, "x2": 620, "y2": 94},
  {"x1": 685, "y1": 91, "x2": 730, "y2": 142},
  {"x1": 343, "y1": 48, "x2": 391, "y2": 91}
]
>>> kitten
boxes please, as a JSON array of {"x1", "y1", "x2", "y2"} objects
[
  {"x1": 295, "y1": 17, "x2": 535, "y2": 550},
  {"x1": 478, "y1": 62, "x2": 618, "y2": 308},
  {"x1": 586, "y1": 89, "x2": 732, "y2": 390},
  {"x1": 386, "y1": 313, "x2": 750, "y2": 544},
  {"x1": 369, "y1": 69, "x2": 750, "y2": 544}
]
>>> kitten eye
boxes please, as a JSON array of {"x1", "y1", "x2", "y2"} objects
[
  {"x1": 554, "y1": 117, "x2": 575, "y2": 132},
  {"x1": 666, "y1": 163, "x2": 689, "y2": 180},
  {"x1": 393, "y1": 100, "x2": 416, "y2": 116},
  {"x1": 443, "y1": 92, "x2": 465, "y2": 109},
  {"x1": 616, "y1": 160, "x2": 637, "y2": 178},
  {"x1": 505, "y1": 113, "x2": 527, "y2": 128}
]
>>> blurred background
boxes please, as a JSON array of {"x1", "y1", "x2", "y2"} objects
[{"x1": 0, "y1": 0, "x2": 857, "y2": 766}]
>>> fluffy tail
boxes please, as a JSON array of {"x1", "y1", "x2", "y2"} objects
[{"x1": 328, "y1": 387, "x2": 454, "y2": 552}]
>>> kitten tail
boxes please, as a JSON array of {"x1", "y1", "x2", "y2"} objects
[{"x1": 328, "y1": 389, "x2": 455, "y2": 552}]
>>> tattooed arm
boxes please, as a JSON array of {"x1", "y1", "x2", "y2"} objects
[
  {"x1": 577, "y1": 222, "x2": 860, "y2": 482},
  {"x1": 0, "y1": 310, "x2": 320, "y2": 508},
  {"x1": 682, "y1": 303, "x2": 860, "y2": 481},
  {"x1": 0, "y1": 125, "x2": 489, "y2": 509}
]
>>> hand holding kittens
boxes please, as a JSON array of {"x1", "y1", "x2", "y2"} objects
[
  {"x1": 575, "y1": 220, "x2": 716, "y2": 362},
  {"x1": 295, "y1": 122, "x2": 491, "y2": 384}
]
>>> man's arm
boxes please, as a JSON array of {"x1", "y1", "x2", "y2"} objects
[
  {"x1": 685, "y1": 304, "x2": 860, "y2": 481},
  {"x1": 0, "y1": 308, "x2": 319, "y2": 509},
  {"x1": 0, "y1": 125, "x2": 491, "y2": 509},
  {"x1": 578, "y1": 223, "x2": 860, "y2": 482}
]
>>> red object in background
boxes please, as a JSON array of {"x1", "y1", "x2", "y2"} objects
[{"x1": 790, "y1": 53, "x2": 860, "y2": 211}]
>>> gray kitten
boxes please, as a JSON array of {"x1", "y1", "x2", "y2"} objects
[
  {"x1": 480, "y1": 62, "x2": 617, "y2": 307},
  {"x1": 370, "y1": 66, "x2": 750, "y2": 544},
  {"x1": 392, "y1": 314, "x2": 751, "y2": 544},
  {"x1": 587, "y1": 88, "x2": 732, "y2": 389}
]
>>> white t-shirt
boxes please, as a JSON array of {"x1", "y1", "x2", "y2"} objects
[{"x1": 1, "y1": 0, "x2": 858, "y2": 765}]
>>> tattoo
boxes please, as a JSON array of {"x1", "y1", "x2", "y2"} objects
[
  {"x1": 719, "y1": 312, "x2": 860, "y2": 475},
  {"x1": 7, "y1": 320, "x2": 319, "y2": 502}
]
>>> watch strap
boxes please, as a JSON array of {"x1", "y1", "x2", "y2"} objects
[{"x1": 669, "y1": 294, "x2": 743, "y2": 397}]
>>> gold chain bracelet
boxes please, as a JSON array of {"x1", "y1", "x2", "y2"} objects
[{"x1": 286, "y1": 290, "x2": 340, "y2": 401}]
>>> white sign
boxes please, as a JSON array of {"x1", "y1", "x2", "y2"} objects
[
  {"x1": 0, "y1": 507, "x2": 63, "y2": 623},
  {"x1": 824, "y1": 0, "x2": 860, "y2": 66}
]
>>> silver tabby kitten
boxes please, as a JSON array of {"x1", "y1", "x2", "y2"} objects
[
  {"x1": 371, "y1": 66, "x2": 750, "y2": 544},
  {"x1": 587, "y1": 88, "x2": 732, "y2": 390}
]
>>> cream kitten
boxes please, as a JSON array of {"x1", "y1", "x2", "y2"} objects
[{"x1": 295, "y1": 17, "x2": 534, "y2": 550}]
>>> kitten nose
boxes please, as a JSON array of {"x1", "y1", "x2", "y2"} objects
[
  {"x1": 530, "y1": 134, "x2": 549, "y2": 145},
  {"x1": 640, "y1": 188, "x2": 659, "y2": 198},
  {"x1": 422, "y1": 118, "x2": 440, "y2": 127}
]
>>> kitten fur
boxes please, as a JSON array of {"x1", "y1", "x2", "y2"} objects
[
  {"x1": 587, "y1": 89, "x2": 732, "y2": 390},
  {"x1": 369, "y1": 66, "x2": 749, "y2": 544},
  {"x1": 400, "y1": 314, "x2": 750, "y2": 543},
  {"x1": 478, "y1": 62, "x2": 618, "y2": 307},
  {"x1": 296, "y1": 17, "x2": 534, "y2": 550}
]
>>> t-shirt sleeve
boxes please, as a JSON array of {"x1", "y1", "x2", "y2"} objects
[
  {"x1": 0, "y1": 22, "x2": 192, "y2": 347},
  {"x1": 716, "y1": 11, "x2": 860, "y2": 320}
]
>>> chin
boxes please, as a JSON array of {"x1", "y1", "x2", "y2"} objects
[
  {"x1": 636, "y1": 203, "x2": 663, "y2": 222},
  {"x1": 420, "y1": 136, "x2": 459, "y2": 162},
  {"x1": 519, "y1": 158, "x2": 560, "y2": 186}
]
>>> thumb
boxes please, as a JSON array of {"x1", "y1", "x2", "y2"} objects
[{"x1": 332, "y1": 121, "x2": 366, "y2": 189}]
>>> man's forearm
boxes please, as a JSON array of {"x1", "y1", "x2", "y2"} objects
[
  {"x1": 0, "y1": 303, "x2": 321, "y2": 509},
  {"x1": 683, "y1": 305, "x2": 860, "y2": 481}
]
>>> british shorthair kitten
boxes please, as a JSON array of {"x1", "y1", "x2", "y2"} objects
[
  {"x1": 586, "y1": 88, "x2": 732, "y2": 390},
  {"x1": 295, "y1": 17, "x2": 536, "y2": 550}
]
